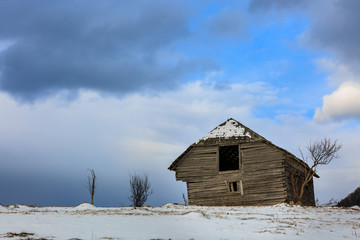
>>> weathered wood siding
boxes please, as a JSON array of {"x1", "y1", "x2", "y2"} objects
[
  {"x1": 284, "y1": 157, "x2": 315, "y2": 206},
  {"x1": 175, "y1": 145, "x2": 218, "y2": 181},
  {"x1": 176, "y1": 141, "x2": 287, "y2": 206}
]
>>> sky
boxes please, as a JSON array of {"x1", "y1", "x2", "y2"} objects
[{"x1": 0, "y1": 0, "x2": 359, "y2": 207}]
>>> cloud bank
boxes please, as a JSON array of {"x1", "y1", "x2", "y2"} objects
[
  {"x1": 0, "y1": 0, "x2": 217, "y2": 101},
  {"x1": 0, "y1": 79, "x2": 284, "y2": 206}
]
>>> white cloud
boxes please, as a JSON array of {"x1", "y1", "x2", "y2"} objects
[
  {"x1": 313, "y1": 58, "x2": 360, "y2": 122},
  {"x1": 314, "y1": 81, "x2": 360, "y2": 122}
]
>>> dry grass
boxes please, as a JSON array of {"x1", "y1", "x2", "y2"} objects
[
  {"x1": 1, "y1": 231, "x2": 54, "y2": 240},
  {"x1": 4, "y1": 232, "x2": 34, "y2": 238}
]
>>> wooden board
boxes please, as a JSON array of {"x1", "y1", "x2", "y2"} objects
[{"x1": 175, "y1": 141, "x2": 288, "y2": 206}]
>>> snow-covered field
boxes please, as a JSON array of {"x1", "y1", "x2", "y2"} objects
[{"x1": 0, "y1": 203, "x2": 359, "y2": 240}]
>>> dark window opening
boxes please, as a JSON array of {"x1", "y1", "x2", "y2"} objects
[
  {"x1": 219, "y1": 145, "x2": 239, "y2": 171},
  {"x1": 228, "y1": 182, "x2": 238, "y2": 192},
  {"x1": 227, "y1": 181, "x2": 244, "y2": 195}
]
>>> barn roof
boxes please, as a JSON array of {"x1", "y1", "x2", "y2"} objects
[
  {"x1": 168, "y1": 118, "x2": 319, "y2": 177},
  {"x1": 197, "y1": 118, "x2": 264, "y2": 143}
]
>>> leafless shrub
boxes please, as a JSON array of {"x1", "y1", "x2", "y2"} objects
[
  {"x1": 322, "y1": 198, "x2": 339, "y2": 207},
  {"x1": 129, "y1": 173, "x2": 153, "y2": 207},
  {"x1": 84, "y1": 169, "x2": 97, "y2": 205},
  {"x1": 182, "y1": 192, "x2": 188, "y2": 206},
  {"x1": 315, "y1": 198, "x2": 319, "y2": 206},
  {"x1": 149, "y1": 239, "x2": 172, "y2": 240},
  {"x1": 298, "y1": 138, "x2": 342, "y2": 204},
  {"x1": 5, "y1": 232, "x2": 34, "y2": 238}
]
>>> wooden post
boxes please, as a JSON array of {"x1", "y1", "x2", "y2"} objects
[{"x1": 240, "y1": 180, "x2": 244, "y2": 196}]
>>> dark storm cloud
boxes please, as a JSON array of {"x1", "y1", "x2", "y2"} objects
[
  {"x1": 306, "y1": 0, "x2": 360, "y2": 66},
  {"x1": 0, "y1": 0, "x2": 216, "y2": 101},
  {"x1": 206, "y1": 9, "x2": 247, "y2": 39}
]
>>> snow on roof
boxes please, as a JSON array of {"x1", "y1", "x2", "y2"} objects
[{"x1": 200, "y1": 118, "x2": 251, "y2": 141}]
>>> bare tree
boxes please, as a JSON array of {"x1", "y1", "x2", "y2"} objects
[
  {"x1": 129, "y1": 173, "x2": 153, "y2": 207},
  {"x1": 84, "y1": 169, "x2": 97, "y2": 205},
  {"x1": 182, "y1": 192, "x2": 188, "y2": 206},
  {"x1": 298, "y1": 138, "x2": 342, "y2": 204}
]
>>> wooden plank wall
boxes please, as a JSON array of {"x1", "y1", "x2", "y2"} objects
[
  {"x1": 284, "y1": 157, "x2": 315, "y2": 206},
  {"x1": 175, "y1": 146, "x2": 218, "y2": 181},
  {"x1": 176, "y1": 142, "x2": 287, "y2": 206}
]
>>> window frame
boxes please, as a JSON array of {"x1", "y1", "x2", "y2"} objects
[
  {"x1": 226, "y1": 180, "x2": 244, "y2": 195},
  {"x1": 218, "y1": 144, "x2": 242, "y2": 173}
]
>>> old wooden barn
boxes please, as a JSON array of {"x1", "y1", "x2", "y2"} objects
[{"x1": 169, "y1": 118, "x2": 317, "y2": 206}]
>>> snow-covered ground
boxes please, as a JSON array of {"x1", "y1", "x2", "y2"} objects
[{"x1": 0, "y1": 203, "x2": 359, "y2": 239}]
